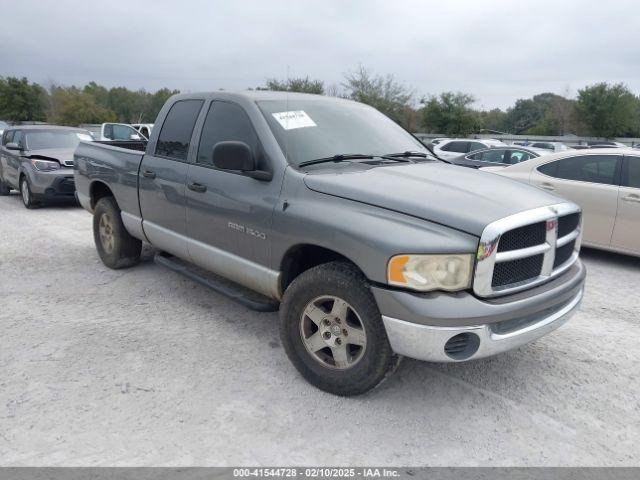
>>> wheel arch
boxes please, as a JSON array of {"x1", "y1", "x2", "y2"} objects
[
  {"x1": 89, "y1": 180, "x2": 116, "y2": 210},
  {"x1": 279, "y1": 243, "x2": 367, "y2": 294}
]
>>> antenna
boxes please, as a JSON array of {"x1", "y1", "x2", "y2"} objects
[{"x1": 285, "y1": 65, "x2": 290, "y2": 163}]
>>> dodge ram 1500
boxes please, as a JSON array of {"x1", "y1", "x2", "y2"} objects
[{"x1": 75, "y1": 91, "x2": 586, "y2": 396}]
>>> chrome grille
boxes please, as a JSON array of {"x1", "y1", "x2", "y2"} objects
[{"x1": 474, "y1": 203, "x2": 582, "y2": 297}]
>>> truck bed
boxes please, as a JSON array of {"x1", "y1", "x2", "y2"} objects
[{"x1": 74, "y1": 140, "x2": 146, "y2": 218}]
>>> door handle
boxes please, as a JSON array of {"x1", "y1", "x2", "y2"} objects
[
  {"x1": 188, "y1": 182, "x2": 207, "y2": 193},
  {"x1": 539, "y1": 182, "x2": 555, "y2": 191},
  {"x1": 622, "y1": 195, "x2": 640, "y2": 203},
  {"x1": 141, "y1": 169, "x2": 156, "y2": 179}
]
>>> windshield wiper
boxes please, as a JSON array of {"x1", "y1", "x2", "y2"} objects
[
  {"x1": 298, "y1": 154, "x2": 375, "y2": 168},
  {"x1": 382, "y1": 151, "x2": 429, "y2": 159}
]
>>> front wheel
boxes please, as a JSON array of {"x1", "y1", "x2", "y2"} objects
[
  {"x1": 93, "y1": 196, "x2": 142, "y2": 269},
  {"x1": 20, "y1": 176, "x2": 38, "y2": 209},
  {"x1": 279, "y1": 261, "x2": 398, "y2": 396}
]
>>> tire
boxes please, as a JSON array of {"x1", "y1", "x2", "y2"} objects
[
  {"x1": 0, "y1": 176, "x2": 10, "y2": 196},
  {"x1": 20, "y1": 176, "x2": 38, "y2": 209},
  {"x1": 93, "y1": 196, "x2": 142, "y2": 269},
  {"x1": 279, "y1": 261, "x2": 398, "y2": 396}
]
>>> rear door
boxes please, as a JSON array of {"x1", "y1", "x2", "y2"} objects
[
  {"x1": 531, "y1": 154, "x2": 622, "y2": 247},
  {"x1": 610, "y1": 155, "x2": 640, "y2": 254},
  {"x1": 184, "y1": 100, "x2": 280, "y2": 297},
  {"x1": 139, "y1": 99, "x2": 204, "y2": 259}
]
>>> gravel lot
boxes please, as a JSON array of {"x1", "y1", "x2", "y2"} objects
[{"x1": 1, "y1": 193, "x2": 639, "y2": 467}]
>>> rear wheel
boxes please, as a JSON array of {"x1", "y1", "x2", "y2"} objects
[
  {"x1": 280, "y1": 261, "x2": 398, "y2": 396},
  {"x1": 20, "y1": 176, "x2": 38, "y2": 209},
  {"x1": 93, "y1": 196, "x2": 142, "y2": 269}
]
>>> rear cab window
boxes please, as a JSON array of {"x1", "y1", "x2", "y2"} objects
[{"x1": 155, "y1": 100, "x2": 204, "y2": 161}]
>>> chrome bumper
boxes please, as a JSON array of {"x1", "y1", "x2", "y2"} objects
[{"x1": 382, "y1": 288, "x2": 582, "y2": 362}]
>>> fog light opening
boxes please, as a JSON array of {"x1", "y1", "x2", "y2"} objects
[{"x1": 444, "y1": 333, "x2": 480, "y2": 360}]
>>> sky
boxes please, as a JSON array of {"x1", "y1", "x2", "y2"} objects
[{"x1": 1, "y1": 0, "x2": 639, "y2": 110}]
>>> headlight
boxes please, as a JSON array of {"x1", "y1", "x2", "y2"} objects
[
  {"x1": 387, "y1": 254, "x2": 474, "y2": 292},
  {"x1": 31, "y1": 159, "x2": 61, "y2": 171}
]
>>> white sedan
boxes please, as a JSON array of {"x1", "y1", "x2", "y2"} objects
[{"x1": 482, "y1": 148, "x2": 640, "y2": 257}]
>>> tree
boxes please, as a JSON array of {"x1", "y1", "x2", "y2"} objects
[
  {"x1": 48, "y1": 86, "x2": 117, "y2": 126},
  {"x1": 0, "y1": 77, "x2": 48, "y2": 121},
  {"x1": 420, "y1": 92, "x2": 480, "y2": 135},
  {"x1": 342, "y1": 66, "x2": 414, "y2": 128},
  {"x1": 264, "y1": 76, "x2": 324, "y2": 94},
  {"x1": 576, "y1": 83, "x2": 638, "y2": 138},
  {"x1": 479, "y1": 108, "x2": 508, "y2": 133}
]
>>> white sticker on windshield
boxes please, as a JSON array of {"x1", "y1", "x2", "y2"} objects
[{"x1": 272, "y1": 110, "x2": 317, "y2": 130}]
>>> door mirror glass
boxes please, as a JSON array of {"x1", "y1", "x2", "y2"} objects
[
  {"x1": 212, "y1": 141, "x2": 256, "y2": 171},
  {"x1": 5, "y1": 142, "x2": 20, "y2": 151}
]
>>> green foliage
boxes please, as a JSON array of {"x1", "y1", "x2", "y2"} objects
[
  {"x1": 342, "y1": 66, "x2": 413, "y2": 128},
  {"x1": 478, "y1": 108, "x2": 508, "y2": 133},
  {"x1": 503, "y1": 93, "x2": 578, "y2": 135},
  {"x1": 48, "y1": 86, "x2": 117, "y2": 125},
  {"x1": 264, "y1": 76, "x2": 325, "y2": 94},
  {"x1": 420, "y1": 92, "x2": 480, "y2": 135},
  {"x1": 576, "y1": 83, "x2": 638, "y2": 138},
  {"x1": 1, "y1": 73, "x2": 639, "y2": 139},
  {"x1": 0, "y1": 77, "x2": 48, "y2": 121}
]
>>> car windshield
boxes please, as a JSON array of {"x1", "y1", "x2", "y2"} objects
[
  {"x1": 24, "y1": 130, "x2": 92, "y2": 150},
  {"x1": 257, "y1": 99, "x2": 433, "y2": 166}
]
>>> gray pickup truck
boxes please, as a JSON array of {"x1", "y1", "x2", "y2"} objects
[{"x1": 75, "y1": 91, "x2": 586, "y2": 396}]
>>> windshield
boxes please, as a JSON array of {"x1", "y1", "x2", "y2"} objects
[
  {"x1": 257, "y1": 99, "x2": 431, "y2": 166},
  {"x1": 24, "y1": 130, "x2": 92, "y2": 150}
]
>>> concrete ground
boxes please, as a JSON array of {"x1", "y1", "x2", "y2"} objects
[{"x1": 0, "y1": 193, "x2": 639, "y2": 466}]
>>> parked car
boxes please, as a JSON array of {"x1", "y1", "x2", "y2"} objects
[
  {"x1": 429, "y1": 137, "x2": 449, "y2": 147},
  {"x1": 482, "y1": 149, "x2": 640, "y2": 257},
  {"x1": 586, "y1": 141, "x2": 626, "y2": 148},
  {"x1": 75, "y1": 91, "x2": 585, "y2": 396},
  {"x1": 450, "y1": 147, "x2": 544, "y2": 169},
  {"x1": 0, "y1": 120, "x2": 8, "y2": 136},
  {"x1": 131, "y1": 123, "x2": 154, "y2": 139},
  {"x1": 527, "y1": 141, "x2": 569, "y2": 152},
  {"x1": 433, "y1": 138, "x2": 507, "y2": 160},
  {"x1": 0, "y1": 125, "x2": 93, "y2": 207},
  {"x1": 80, "y1": 123, "x2": 147, "y2": 141}
]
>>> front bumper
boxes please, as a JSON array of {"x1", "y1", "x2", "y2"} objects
[
  {"x1": 372, "y1": 260, "x2": 585, "y2": 362},
  {"x1": 29, "y1": 168, "x2": 76, "y2": 200}
]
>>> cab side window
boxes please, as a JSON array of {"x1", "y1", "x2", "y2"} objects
[
  {"x1": 538, "y1": 155, "x2": 621, "y2": 186},
  {"x1": 155, "y1": 100, "x2": 204, "y2": 161},
  {"x1": 197, "y1": 101, "x2": 259, "y2": 167}
]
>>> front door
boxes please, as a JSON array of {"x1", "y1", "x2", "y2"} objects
[
  {"x1": 2, "y1": 130, "x2": 23, "y2": 187},
  {"x1": 139, "y1": 99, "x2": 204, "y2": 259},
  {"x1": 611, "y1": 155, "x2": 640, "y2": 254},
  {"x1": 185, "y1": 100, "x2": 281, "y2": 297},
  {"x1": 531, "y1": 154, "x2": 622, "y2": 247}
]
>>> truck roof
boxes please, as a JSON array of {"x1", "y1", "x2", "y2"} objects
[{"x1": 170, "y1": 90, "x2": 356, "y2": 104}]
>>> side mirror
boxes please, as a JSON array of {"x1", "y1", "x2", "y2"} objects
[
  {"x1": 6, "y1": 142, "x2": 21, "y2": 151},
  {"x1": 213, "y1": 141, "x2": 255, "y2": 171}
]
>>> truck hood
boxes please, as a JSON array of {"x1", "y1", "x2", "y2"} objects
[
  {"x1": 303, "y1": 163, "x2": 560, "y2": 236},
  {"x1": 25, "y1": 148, "x2": 75, "y2": 167}
]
